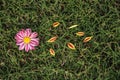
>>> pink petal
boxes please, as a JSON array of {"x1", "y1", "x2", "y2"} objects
[
  {"x1": 30, "y1": 32, "x2": 38, "y2": 38},
  {"x1": 15, "y1": 34, "x2": 23, "y2": 40},
  {"x1": 31, "y1": 46, "x2": 35, "y2": 50},
  {"x1": 28, "y1": 44, "x2": 35, "y2": 50},
  {"x1": 31, "y1": 38, "x2": 39, "y2": 42},
  {"x1": 16, "y1": 38, "x2": 23, "y2": 41},
  {"x1": 18, "y1": 29, "x2": 25, "y2": 37},
  {"x1": 19, "y1": 43, "x2": 25, "y2": 50},
  {"x1": 16, "y1": 40, "x2": 23, "y2": 44},
  {"x1": 30, "y1": 38, "x2": 39, "y2": 46},
  {"x1": 25, "y1": 44, "x2": 30, "y2": 52},
  {"x1": 25, "y1": 28, "x2": 32, "y2": 37},
  {"x1": 15, "y1": 30, "x2": 25, "y2": 41}
]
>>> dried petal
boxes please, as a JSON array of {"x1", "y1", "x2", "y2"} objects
[
  {"x1": 53, "y1": 22, "x2": 60, "y2": 27},
  {"x1": 49, "y1": 48, "x2": 55, "y2": 56},
  {"x1": 67, "y1": 42, "x2": 76, "y2": 50},
  {"x1": 76, "y1": 32, "x2": 85, "y2": 36},
  {"x1": 68, "y1": 25, "x2": 78, "y2": 29},
  {"x1": 47, "y1": 36, "x2": 57, "y2": 43},
  {"x1": 83, "y1": 36, "x2": 93, "y2": 43}
]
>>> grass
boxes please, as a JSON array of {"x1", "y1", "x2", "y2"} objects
[{"x1": 0, "y1": 0, "x2": 120, "y2": 80}]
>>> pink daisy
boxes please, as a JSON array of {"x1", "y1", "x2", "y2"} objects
[{"x1": 15, "y1": 28, "x2": 39, "y2": 52}]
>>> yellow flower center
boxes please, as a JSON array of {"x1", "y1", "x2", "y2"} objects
[{"x1": 23, "y1": 37, "x2": 31, "y2": 44}]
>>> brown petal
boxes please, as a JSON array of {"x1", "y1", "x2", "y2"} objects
[
  {"x1": 47, "y1": 36, "x2": 57, "y2": 43},
  {"x1": 76, "y1": 32, "x2": 85, "y2": 36},
  {"x1": 53, "y1": 22, "x2": 60, "y2": 27},
  {"x1": 83, "y1": 36, "x2": 93, "y2": 43},
  {"x1": 67, "y1": 42, "x2": 76, "y2": 50},
  {"x1": 49, "y1": 48, "x2": 55, "y2": 56}
]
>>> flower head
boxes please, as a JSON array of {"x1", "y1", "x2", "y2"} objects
[{"x1": 15, "y1": 28, "x2": 39, "y2": 52}]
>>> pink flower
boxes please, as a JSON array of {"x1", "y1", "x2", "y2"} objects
[{"x1": 15, "y1": 28, "x2": 39, "y2": 52}]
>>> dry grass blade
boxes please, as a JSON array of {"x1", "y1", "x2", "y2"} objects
[{"x1": 68, "y1": 25, "x2": 78, "y2": 29}]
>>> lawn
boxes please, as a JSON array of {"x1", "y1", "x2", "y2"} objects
[{"x1": 0, "y1": 0, "x2": 120, "y2": 80}]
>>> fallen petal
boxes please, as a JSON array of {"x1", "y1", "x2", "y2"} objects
[
  {"x1": 49, "y1": 48, "x2": 55, "y2": 56},
  {"x1": 53, "y1": 22, "x2": 60, "y2": 27},
  {"x1": 67, "y1": 42, "x2": 76, "y2": 50},
  {"x1": 83, "y1": 36, "x2": 93, "y2": 43},
  {"x1": 76, "y1": 32, "x2": 85, "y2": 36},
  {"x1": 47, "y1": 36, "x2": 57, "y2": 43}
]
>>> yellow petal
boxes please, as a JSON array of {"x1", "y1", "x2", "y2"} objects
[
  {"x1": 49, "y1": 48, "x2": 55, "y2": 56},
  {"x1": 47, "y1": 36, "x2": 57, "y2": 43},
  {"x1": 76, "y1": 32, "x2": 85, "y2": 36},
  {"x1": 67, "y1": 42, "x2": 76, "y2": 50},
  {"x1": 68, "y1": 25, "x2": 78, "y2": 29},
  {"x1": 53, "y1": 22, "x2": 60, "y2": 27},
  {"x1": 83, "y1": 36, "x2": 93, "y2": 43}
]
